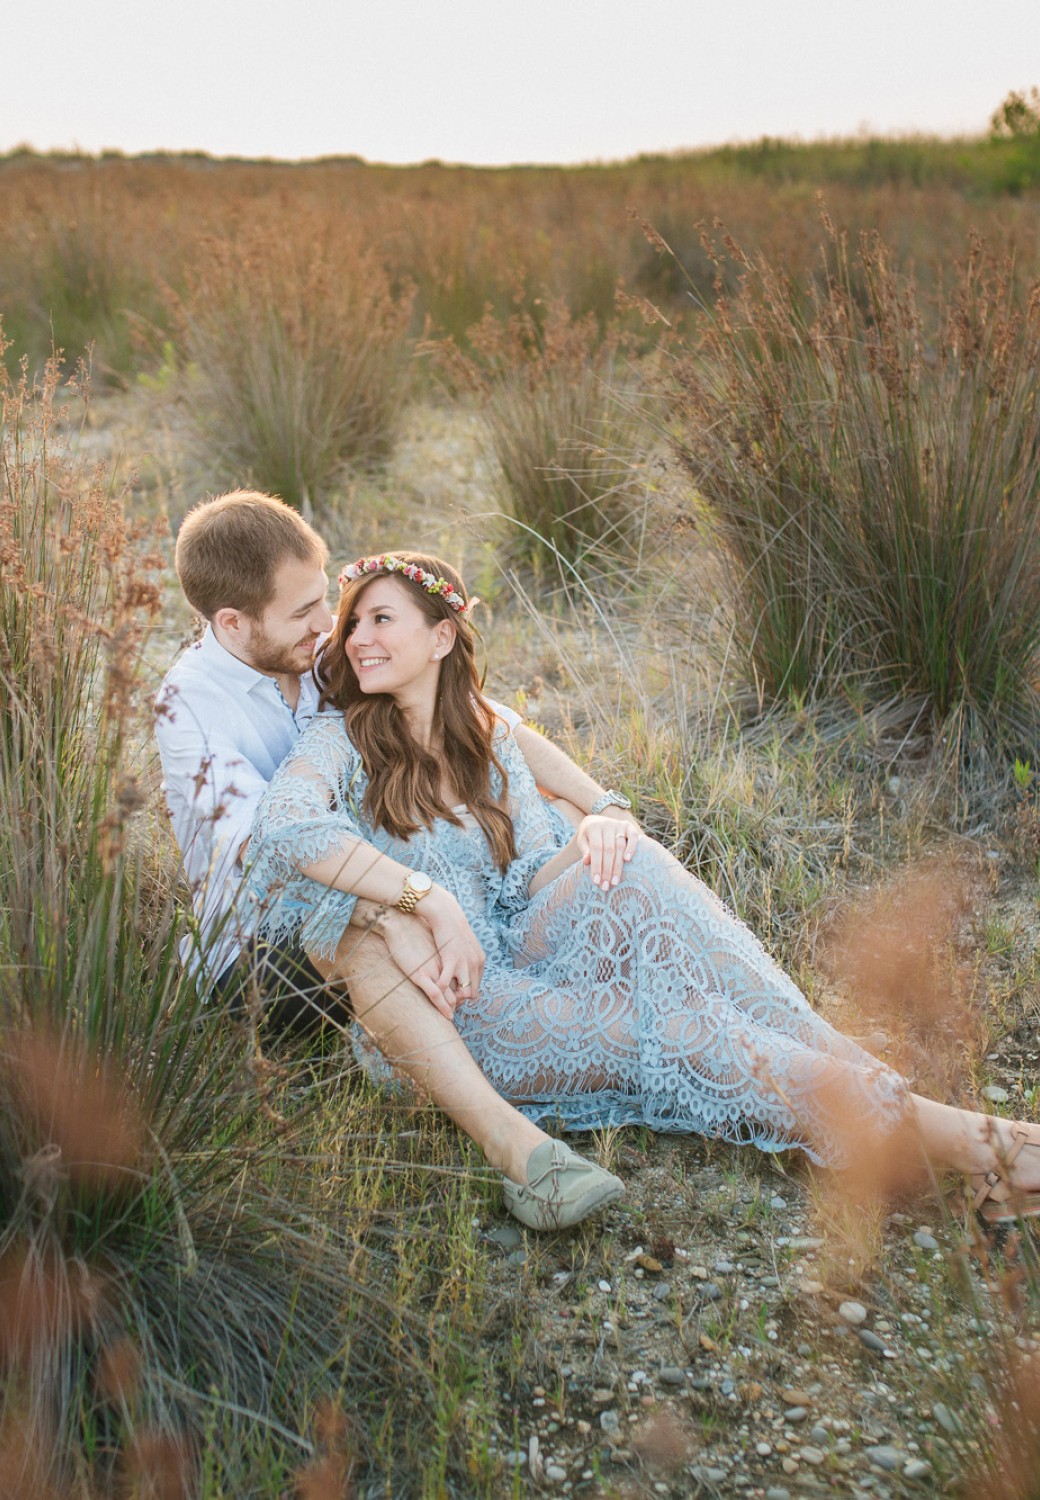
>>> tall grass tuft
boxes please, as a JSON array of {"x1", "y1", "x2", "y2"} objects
[
  {"x1": 178, "y1": 217, "x2": 414, "y2": 510},
  {"x1": 0, "y1": 344, "x2": 466, "y2": 1495},
  {"x1": 431, "y1": 297, "x2": 649, "y2": 572},
  {"x1": 664, "y1": 224, "x2": 1040, "y2": 742}
]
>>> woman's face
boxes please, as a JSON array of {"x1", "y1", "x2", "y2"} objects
[{"x1": 344, "y1": 576, "x2": 451, "y2": 697}]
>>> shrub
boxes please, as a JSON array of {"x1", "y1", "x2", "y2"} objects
[
  {"x1": 0, "y1": 348, "x2": 473, "y2": 1494},
  {"x1": 664, "y1": 224, "x2": 1040, "y2": 744},
  {"x1": 178, "y1": 216, "x2": 414, "y2": 510},
  {"x1": 431, "y1": 297, "x2": 650, "y2": 573}
]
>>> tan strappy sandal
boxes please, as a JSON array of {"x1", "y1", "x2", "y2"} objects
[{"x1": 972, "y1": 1126, "x2": 1040, "y2": 1227}]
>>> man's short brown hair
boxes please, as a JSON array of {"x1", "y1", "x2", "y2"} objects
[{"x1": 175, "y1": 490, "x2": 328, "y2": 619}]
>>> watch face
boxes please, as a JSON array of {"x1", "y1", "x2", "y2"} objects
[{"x1": 409, "y1": 872, "x2": 434, "y2": 893}]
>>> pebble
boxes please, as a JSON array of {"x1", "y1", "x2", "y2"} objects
[
  {"x1": 982, "y1": 1085, "x2": 1010, "y2": 1104},
  {"x1": 932, "y1": 1402, "x2": 961, "y2": 1436},
  {"x1": 810, "y1": 1424, "x2": 829, "y2": 1443},
  {"x1": 839, "y1": 1301, "x2": 868, "y2": 1326},
  {"x1": 507, "y1": 1249, "x2": 526, "y2": 1267},
  {"x1": 771, "y1": 1194, "x2": 788, "y2": 1209},
  {"x1": 487, "y1": 1225, "x2": 523, "y2": 1250},
  {"x1": 546, "y1": 1464, "x2": 567, "y2": 1483},
  {"x1": 591, "y1": 1389, "x2": 614, "y2": 1406},
  {"x1": 781, "y1": 1389, "x2": 813, "y2": 1406},
  {"x1": 913, "y1": 1230, "x2": 939, "y2": 1252},
  {"x1": 787, "y1": 1236, "x2": 825, "y2": 1251},
  {"x1": 799, "y1": 1280, "x2": 825, "y2": 1295},
  {"x1": 658, "y1": 1366, "x2": 685, "y2": 1386},
  {"x1": 903, "y1": 1459, "x2": 931, "y2": 1479},
  {"x1": 765, "y1": 1490, "x2": 791, "y2": 1500},
  {"x1": 653, "y1": 1281, "x2": 673, "y2": 1302},
  {"x1": 858, "y1": 1330, "x2": 887, "y2": 1353},
  {"x1": 800, "y1": 1446, "x2": 825, "y2": 1465},
  {"x1": 865, "y1": 1445, "x2": 900, "y2": 1472},
  {"x1": 713, "y1": 1259, "x2": 736, "y2": 1274},
  {"x1": 599, "y1": 1410, "x2": 620, "y2": 1435},
  {"x1": 781, "y1": 1457, "x2": 799, "y2": 1475},
  {"x1": 598, "y1": 1280, "x2": 612, "y2": 1293},
  {"x1": 756, "y1": 1442, "x2": 772, "y2": 1456},
  {"x1": 700, "y1": 1282, "x2": 723, "y2": 1302},
  {"x1": 784, "y1": 1407, "x2": 808, "y2": 1424}
]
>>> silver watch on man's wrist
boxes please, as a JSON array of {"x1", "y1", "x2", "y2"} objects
[{"x1": 588, "y1": 789, "x2": 632, "y2": 815}]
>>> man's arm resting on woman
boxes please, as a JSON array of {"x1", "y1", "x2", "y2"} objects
[{"x1": 512, "y1": 724, "x2": 638, "y2": 826}]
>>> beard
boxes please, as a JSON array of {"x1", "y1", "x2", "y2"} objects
[{"x1": 245, "y1": 623, "x2": 319, "y2": 678}]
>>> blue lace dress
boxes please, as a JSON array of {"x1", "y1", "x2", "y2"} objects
[{"x1": 247, "y1": 712, "x2": 909, "y2": 1164}]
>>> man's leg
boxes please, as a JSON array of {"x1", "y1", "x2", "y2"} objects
[{"x1": 310, "y1": 928, "x2": 549, "y2": 1186}]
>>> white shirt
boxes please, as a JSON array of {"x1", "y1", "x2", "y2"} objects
[{"x1": 154, "y1": 626, "x2": 520, "y2": 989}]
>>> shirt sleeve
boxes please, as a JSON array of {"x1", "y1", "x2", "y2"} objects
[{"x1": 154, "y1": 681, "x2": 267, "y2": 886}]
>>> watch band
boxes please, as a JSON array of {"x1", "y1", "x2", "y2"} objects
[
  {"x1": 396, "y1": 871, "x2": 432, "y2": 915},
  {"x1": 589, "y1": 789, "x2": 632, "y2": 815}
]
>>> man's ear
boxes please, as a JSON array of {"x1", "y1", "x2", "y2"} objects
[{"x1": 213, "y1": 605, "x2": 246, "y2": 638}]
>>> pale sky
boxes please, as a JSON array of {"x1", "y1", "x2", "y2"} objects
[{"x1": 6, "y1": 0, "x2": 1039, "y2": 165}]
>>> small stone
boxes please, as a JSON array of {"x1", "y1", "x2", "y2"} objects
[
  {"x1": 652, "y1": 1281, "x2": 673, "y2": 1302},
  {"x1": 658, "y1": 1366, "x2": 685, "y2": 1386},
  {"x1": 690, "y1": 1264, "x2": 709, "y2": 1279},
  {"x1": 810, "y1": 1424, "x2": 829, "y2": 1443},
  {"x1": 700, "y1": 1282, "x2": 723, "y2": 1302},
  {"x1": 713, "y1": 1259, "x2": 736, "y2": 1274},
  {"x1": 982, "y1": 1085, "x2": 1010, "y2": 1104},
  {"x1": 932, "y1": 1402, "x2": 961, "y2": 1436},
  {"x1": 799, "y1": 1280, "x2": 825, "y2": 1295},
  {"x1": 858, "y1": 1330, "x2": 887, "y2": 1353},
  {"x1": 598, "y1": 1279, "x2": 612, "y2": 1293},
  {"x1": 800, "y1": 1446, "x2": 825, "y2": 1465},
  {"x1": 487, "y1": 1225, "x2": 523, "y2": 1250},
  {"x1": 788, "y1": 1237, "x2": 825, "y2": 1251},
  {"x1": 771, "y1": 1194, "x2": 788, "y2": 1209},
  {"x1": 765, "y1": 1490, "x2": 791, "y2": 1500},
  {"x1": 784, "y1": 1407, "x2": 808, "y2": 1424},
  {"x1": 591, "y1": 1389, "x2": 614, "y2": 1406},
  {"x1": 599, "y1": 1410, "x2": 620, "y2": 1435},
  {"x1": 546, "y1": 1464, "x2": 567, "y2": 1483},
  {"x1": 576, "y1": 1420, "x2": 591, "y2": 1437},
  {"x1": 913, "y1": 1230, "x2": 939, "y2": 1252},
  {"x1": 903, "y1": 1459, "x2": 930, "y2": 1479},
  {"x1": 635, "y1": 1253, "x2": 663, "y2": 1273},
  {"x1": 865, "y1": 1445, "x2": 900, "y2": 1471},
  {"x1": 756, "y1": 1442, "x2": 772, "y2": 1456},
  {"x1": 839, "y1": 1301, "x2": 868, "y2": 1326},
  {"x1": 781, "y1": 1457, "x2": 799, "y2": 1475},
  {"x1": 780, "y1": 1389, "x2": 813, "y2": 1407},
  {"x1": 507, "y1": 1249, "x2": 527, "y2": 1267}
]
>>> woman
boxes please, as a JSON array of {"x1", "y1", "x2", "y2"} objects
[{"x1": 248, "y1": 552, "x2": 1040, "y2": 1231}]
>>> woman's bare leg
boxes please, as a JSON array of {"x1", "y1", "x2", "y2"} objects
[
  {"x1": 909, "y1": 1094, "x2": 1040, "y2": 1195},
  {"x1": 311, "y1": 929, "x2": 549, "y2": 1184}
]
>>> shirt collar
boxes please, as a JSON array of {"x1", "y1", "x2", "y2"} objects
[{"x1": 194, "y1": 624, "x2": 315, "y2": 702}]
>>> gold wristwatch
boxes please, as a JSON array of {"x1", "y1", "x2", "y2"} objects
[{"x1": 396, "y1": 870, "x2": 433, "y2": 915}]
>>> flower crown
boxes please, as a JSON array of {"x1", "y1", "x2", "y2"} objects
[{"x1": 337, "y1": 554, "x2": 477, "y2": 616}]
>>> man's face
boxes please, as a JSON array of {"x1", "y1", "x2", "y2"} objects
[{"x1": 239, "y1": 556, "x2": 334, "y2": 678}]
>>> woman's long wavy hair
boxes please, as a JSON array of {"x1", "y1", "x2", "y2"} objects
[{"x1": 316, "y1": 554, "x2": 517, "y2": 872}]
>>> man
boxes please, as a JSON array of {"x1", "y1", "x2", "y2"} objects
[{"x1": 155, "y1": 489, "x2": 636, "y2": 1026}]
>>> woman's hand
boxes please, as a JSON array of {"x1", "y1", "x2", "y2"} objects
[
  {"x1": 381, "y1": 909, "x2": 461, "y2": 1020},
  {"x1": 577, "y1": 815, "x2": 641, "y2": 890},
  {"x1": 419, "y1": 887, "x2": 486, "y2": 1002}
]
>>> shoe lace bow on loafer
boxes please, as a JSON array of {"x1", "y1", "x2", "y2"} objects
[{"x1": 501, "y1": 1140, "x2": 624, "y2": 1231}]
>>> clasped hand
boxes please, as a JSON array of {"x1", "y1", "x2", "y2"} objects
[{"x1": 382, "y1": 887, "x2": 484, "y2": 1021}]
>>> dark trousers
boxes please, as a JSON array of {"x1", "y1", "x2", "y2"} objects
[{"x1": 214, "y1": 938, "x2": 352, "y2": 1039}]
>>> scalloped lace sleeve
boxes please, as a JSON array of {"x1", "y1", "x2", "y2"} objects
[{"x1": 246, "y1": 714, "x2": 371, "y2": 960}]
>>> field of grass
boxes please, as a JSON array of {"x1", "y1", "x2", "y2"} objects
[{"x1": 2, "y1": 127, "x2": 1040, "y2": 1496}]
